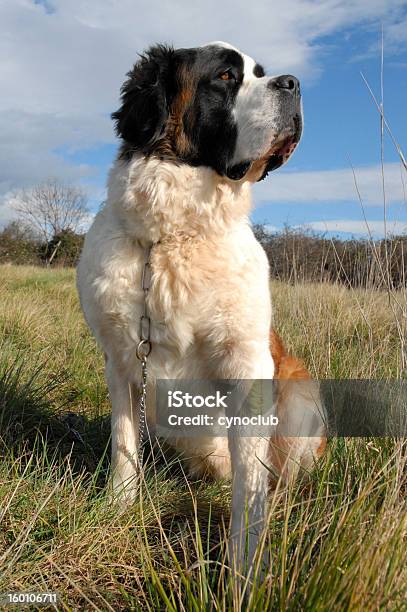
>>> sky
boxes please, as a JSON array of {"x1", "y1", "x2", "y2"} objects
[{"x1": 0, "y1": 0, "x2": 406, "y2": 238}]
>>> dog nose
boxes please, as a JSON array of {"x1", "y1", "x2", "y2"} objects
[{"x1": 268, "y1": 74, "x2": 300, "y2": 94}]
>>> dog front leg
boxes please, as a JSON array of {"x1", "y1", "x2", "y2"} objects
[
  {"x1": 227, "y1": 429, "x2": 269, "y2": 575},
  {"x1": 105, "y1": 358, "x2": 140, "y2": 502},
  {"x1": 222, "y1": 347, "x2": 274, "y2": 576}
]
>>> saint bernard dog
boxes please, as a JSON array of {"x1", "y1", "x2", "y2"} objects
[{"x1": 77, "y1": 41, "x2": 326, "y2": 572}]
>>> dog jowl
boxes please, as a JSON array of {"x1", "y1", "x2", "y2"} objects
[{"x1": 112, "y1": 41, "x2": 302, "y2": 182}]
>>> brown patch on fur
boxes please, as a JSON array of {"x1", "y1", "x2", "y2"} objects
[
  {"x1": 274, "y1": 353, "x2": 314, "y2": 416},
  {"x1": 155, "y1": 65, "x2": 197, "y2": 160},
  {"x1": 277, "y1": 355, "x2": 311, "y2": 381},
  {"x1": 269, "y1": 327, "x2": 286, "y2": 375},
  {"x1": 270, "y1": 328, "x2": 310, "y2": 381},
  {"x1": 269, "y1": 328, "x2": 327, "y2": 473},
  {"x1": 316, "y1": 437, "x2": 327, "y2": 457},
  {"x1": 171, "y1": 81, "x2": 195, "y2": 156}
]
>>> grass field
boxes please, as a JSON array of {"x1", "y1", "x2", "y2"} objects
[{"x1": 0, "y1": 264, "x2": 406, "y2": 610}]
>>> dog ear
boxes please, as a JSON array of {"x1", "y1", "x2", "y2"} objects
[{"x1": 112, "y1": 44, "x2": 175, "y2": 151}]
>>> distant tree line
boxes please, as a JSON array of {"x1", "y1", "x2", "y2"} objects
[
  {"x1": 253, "y1": 224, "x2": 407, "y2": 289},
  {"x1": 1, "y1": 178, "x2": 406, "y2": 288}
]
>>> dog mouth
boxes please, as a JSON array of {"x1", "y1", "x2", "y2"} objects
[
  {"x1": 257, "y1": 115, "x2": 302, "y2": 181},
  {"x1": 259, "y1": 134, "x2": 299, "y2": 175},
  {"x1": 226, "y1": 115, "x2": 302, "y2": 182}
]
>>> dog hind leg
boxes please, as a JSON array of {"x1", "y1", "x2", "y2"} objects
[{"x1": 270, "y1": 343, "x2": 326, "y2": 485}]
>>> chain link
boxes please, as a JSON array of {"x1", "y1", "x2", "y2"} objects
[
  {"x1": 138, "y1": 354, "x2": 148, "y2": 465},
  {"x1": 136, "y1": 244, "x2": 154, "y2": 466}
]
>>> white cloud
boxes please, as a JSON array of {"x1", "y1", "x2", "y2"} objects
[
  {"x1": 253, "y1": 162, "x2": 407, "y2": 206},
  {"x1": 2, "y1": 0, "x2": 405, "y2": 118},
  {"x1": 298, "y1": 219, "x2": 407, "y2": 236},
  {"x1": 0, "y1": 0, "x2": 406, "y2": 226},
  {"x1": 357, "y1": 13, "x2": 407, "y2": 59}
]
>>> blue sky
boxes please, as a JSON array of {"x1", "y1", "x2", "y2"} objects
[{"x1": 1, "y1": 0, "x2": 406, "y2": 238}]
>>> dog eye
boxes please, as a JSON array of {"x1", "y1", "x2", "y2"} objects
[{"x1": 219, "y1": 69, "x2": 235, "y2": 81}]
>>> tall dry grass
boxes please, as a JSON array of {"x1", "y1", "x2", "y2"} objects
[{"x1": 0, "y1": 264, "x2": 406, "y2": 610}]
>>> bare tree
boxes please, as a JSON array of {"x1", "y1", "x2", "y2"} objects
[{"x1": 12, "y1": 178, "x2": 89, "y2": 243}]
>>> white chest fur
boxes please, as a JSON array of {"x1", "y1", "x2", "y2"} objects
[{"x1": 77, "y1": 157, "x2": 273, "y2": 382}]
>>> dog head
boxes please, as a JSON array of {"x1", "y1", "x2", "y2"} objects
[{"x1": 112, "y1": 42, "x2": 302, "y2": 182}]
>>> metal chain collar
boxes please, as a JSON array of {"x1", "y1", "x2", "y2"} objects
[{"x1": 136, "y1": 244, "x2": 153, "y2": 466}]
